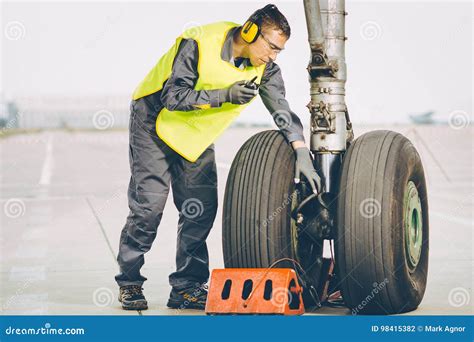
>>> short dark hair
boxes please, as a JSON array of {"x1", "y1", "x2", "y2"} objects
[{"x1": 252, "y1": 4, "x2": 291, "y2": 38}]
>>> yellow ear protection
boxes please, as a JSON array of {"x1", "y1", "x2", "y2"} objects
[{"x1": 241, "y1": 4, "x2": 277, "y2": 44}]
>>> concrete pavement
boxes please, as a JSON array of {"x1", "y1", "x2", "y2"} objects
[{"x1": 0, "y1": 125, "x2": 472, "y2": 315}]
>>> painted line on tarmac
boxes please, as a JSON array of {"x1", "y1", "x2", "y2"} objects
[
  {"x1": 9, "y1": 266, "x2": 46, "y2": 282},
  {"x1": 2, "y1": 294, "x2": 49, "y2": 314},
  {"x1": 39, "y1": 134, "x2": 54, "y2": 186}
]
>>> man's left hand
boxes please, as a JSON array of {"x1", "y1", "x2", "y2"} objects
[{"x1": 294, "y1": 146, "x2": 322, "y2": 195}]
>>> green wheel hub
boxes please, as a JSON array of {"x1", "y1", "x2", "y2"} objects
[{"x1": 404, "y1": 181, "x2": 423, "y2": 270}]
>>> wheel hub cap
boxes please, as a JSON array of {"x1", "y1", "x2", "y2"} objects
[{"x1": 404, "y1": 181, "x2": 423, "y2": 270}]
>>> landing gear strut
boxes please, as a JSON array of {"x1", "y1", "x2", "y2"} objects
[{"x1": 222, "y1": 0, "x2": 429, "y2": 314}]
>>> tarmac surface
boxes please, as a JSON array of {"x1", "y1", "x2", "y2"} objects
[{"x1": 0, "y1": 124, "x2": 472, "y2": 316}]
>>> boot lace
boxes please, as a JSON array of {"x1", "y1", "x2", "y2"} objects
[{"x1": 122, "y1": 285, "x2": 143, "y2": 300}]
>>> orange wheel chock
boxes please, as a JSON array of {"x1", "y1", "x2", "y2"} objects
[{"x1": 205, "y1": 268, "x2": 305, "y2": 315}]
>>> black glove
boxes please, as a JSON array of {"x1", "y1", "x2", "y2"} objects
[
  {"x1": 294, "y1": 147, "x2": 322, "y2": 194},
  {"x1": 219, "y1": 80, "x2": 258, "y2": 105}
]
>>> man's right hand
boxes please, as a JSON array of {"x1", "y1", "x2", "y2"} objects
[{"x1": 219, "y1": 80, "x2": 258, "y2": 105}]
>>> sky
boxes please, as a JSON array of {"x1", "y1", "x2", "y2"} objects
[{"x1": 1, "y1": 0, "x2": 472, "y2": 124}]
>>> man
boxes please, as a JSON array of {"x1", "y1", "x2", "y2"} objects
[{"x1": 115, "y1": 4, "x2": 321, "y2": 311}]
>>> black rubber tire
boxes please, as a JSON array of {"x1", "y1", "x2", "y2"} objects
[
  {"x1": 336, "y1": 130, "x2": 429, "y2": 314},
  {"x1": 223, "y1": 130, "x2": 324, "y2": 304}
]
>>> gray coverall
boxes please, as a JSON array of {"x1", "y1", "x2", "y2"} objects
[{"x1": 115, "y1": 26, "x2": 305, "y2": 290}]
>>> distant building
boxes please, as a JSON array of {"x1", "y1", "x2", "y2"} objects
[
  {"x1": 5, "y1": 95, "x2": 131, "y2": 129},
  {"x1": 0, "y1": 100, "x2": 20, "y2": 129}
]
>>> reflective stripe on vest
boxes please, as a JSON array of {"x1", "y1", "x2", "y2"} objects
[{"x1": 132, "y1": 21, "x2": 266, "y2": 162}]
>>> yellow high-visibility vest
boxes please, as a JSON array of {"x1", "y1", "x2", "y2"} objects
[{"x1": 132, "y1": 21, "x2": 266, "y2": 162}]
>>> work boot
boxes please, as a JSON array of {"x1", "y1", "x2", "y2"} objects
[
  {"x1": 118, "y1": 285, "x2": 148, "y2": 310},
  {"x1": 167, "y1": 283, "x2": 208, "y2": 310}
]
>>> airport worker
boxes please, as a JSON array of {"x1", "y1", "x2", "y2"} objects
[{"x1": 115, "y1": 4, "x2": 321, "y2": 310}]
